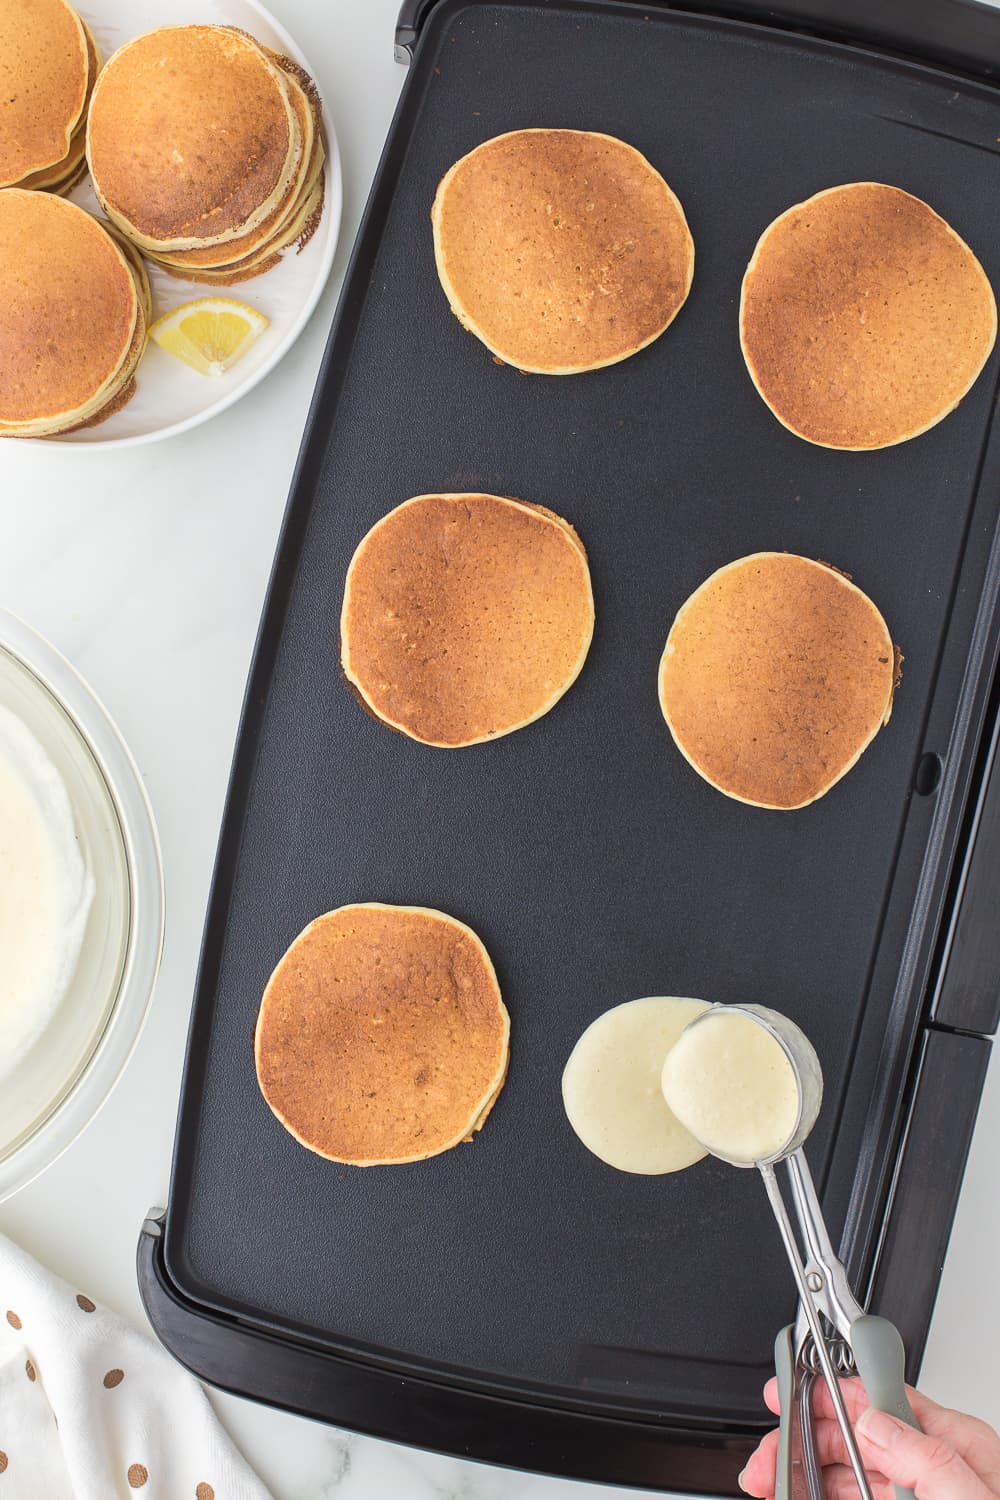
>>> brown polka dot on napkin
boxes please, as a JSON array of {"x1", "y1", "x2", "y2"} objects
[
  {"x1": 127, "y1": 1463, "x2": 148, "y2": 1488},
  {"x1": 24, "y1": 1360, "x2": 35, "y2": 1383},
  {"x1": 196, "y1": 1485, "x2": 215, "y2": 1500},
  {"x1": 76, "y1": 1294, "x2": 96, "y2": 1313},
  {"x1": 0, "y1": 1450, "x2": 8, "y2": 1473},
  {"x1": 4, "y1": 1311, "x2": 20, "y2": 1330},
  {"x1": 103, "y1": 1369, "x2": 125, "y2": 1389}
]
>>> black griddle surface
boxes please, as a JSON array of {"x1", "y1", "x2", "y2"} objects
[{"x1": 166, "y1": 0, "x2": 1000, "y2": 1425}]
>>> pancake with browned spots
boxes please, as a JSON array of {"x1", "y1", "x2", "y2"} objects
[
  {"x1": 0, "y1": 191, "x2": 140, "y2": 437},
  {"x1": 341, "y1": 492, "x2": 595, "y2": 747},
  {"x1": 432, "y1": 129, "x2": 694, "y2": 374},
  {"x1": 254, "y1": 904, "x2": 510, "y2": 1166},
  {"x1": 658, "y1": 552, "x2": 899, "y2": 809},
  {"x1": 740, "y1": 183, "x2": 996, "y2": 449},
  {"x1": 86, "y1": 25, "x2": 300, "y2": 251},
  {"x1": 0, "y1": 0, "x2": 89, "y2": 187},
  {"x1": 151, "y1": 51, "x2": 321, "y2": 269}
]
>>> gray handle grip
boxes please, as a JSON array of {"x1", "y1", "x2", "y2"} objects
[
  {"x1": 851, "y1": 1314, "x2": 920, "y2": 1500},
  {"x1": 775, "y1": 1324, "x2": 797, "y2": 1500}
]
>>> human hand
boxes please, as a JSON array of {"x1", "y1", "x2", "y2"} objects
[{"x1": 739, "y1": 1377, "x2": 1000, "y2": 1500}]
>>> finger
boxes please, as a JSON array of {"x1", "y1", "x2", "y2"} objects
[
  {"x1": 804, "y1": 1417, "x2": 901, "y2": 1475},
  {"x1": 823, "y1": 1463, "x2": 896, "y2": 1500},
  {"x1": 857, "y1": 1407, "x2": 991, "y2": 1500},
  {"x1": 738, "y1": 1428, "x2": 779, "y2": 1496},
  {"x1": 737, "y1": 1416, "x2": 897, "y2": 1496},
  {"x1": 763, "y1": 1376, "x2": 875, "y2": 1425}
]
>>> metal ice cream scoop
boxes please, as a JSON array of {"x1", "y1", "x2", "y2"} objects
[{"x1": 666, "y1": 1004, "x2": 920, "y2": 1500}]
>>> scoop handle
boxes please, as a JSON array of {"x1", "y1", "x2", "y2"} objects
[
  {"x1": 774, "y1": 1324, "x2": 801, "y2": 1500},
  {"x1": 851, "y1": 1315, "x2": 920, "y2": 1500}
]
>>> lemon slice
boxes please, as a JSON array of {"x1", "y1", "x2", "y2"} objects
[{"x1": 149, "y1": 298, "x2": 269, "y2": 376}]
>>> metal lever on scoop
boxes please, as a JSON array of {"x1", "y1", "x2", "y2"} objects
[
  {"x1": 767, "y1": 1149, "x2": 919, "y2": 1500},
  {"x1": 762, "y1": 1154, "x2": 873, "y2": 1500},
  {"x1": 662, "y1": 1004, "x2": 920, "y2": 1500}
]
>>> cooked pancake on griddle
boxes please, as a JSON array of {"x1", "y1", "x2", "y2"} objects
[
  {"x1": 341, "y1": 492, "x2": 595, "y2": 747},
  {"x1": 0, "y1": 190, "x2": 144, "y2": 438},
  {"x1": 740, "y1": 183, "x2": 997, "y2": 449},
  {"x1": 0, "y1": 0, "x2": 89, "y2": 189},
  {"x1": 658, "y1": 553, "x2": 899, "y2": 810},
  {"x1": 254, "y1": 903, "x2": 510, "y2": 1167},
  {"x1": 432, "y1": 129, "x2": 694, "y2": 373}
]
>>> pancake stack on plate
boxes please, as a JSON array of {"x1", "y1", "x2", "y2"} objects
[
  {"x1": 0, "y1": 191, "x2": 147, "y2": 438},
  {"x1": 0, "y1": 0, "x2": 99, "y2": 196},
  {"x1": 86, "y1": 24, "x2": 325, "y2": 285}
]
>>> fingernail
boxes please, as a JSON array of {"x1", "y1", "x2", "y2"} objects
[
  {"x1": 857, "y1": 1407, "x2": 905, "y2": 1449},
  {"x1": 737, "y1": 1467, "x2": 751, "y2": 1493}
]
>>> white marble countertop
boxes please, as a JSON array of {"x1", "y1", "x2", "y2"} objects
[{"x1": 1, "y1": 1, "x2": 999, "y2": 1495}]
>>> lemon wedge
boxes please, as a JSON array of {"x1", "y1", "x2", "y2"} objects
[{"x1": 149, "y1": 298, "x2": 269, "y2": 376}]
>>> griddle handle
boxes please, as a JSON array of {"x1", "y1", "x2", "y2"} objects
[
  {"x1": 391, "y1": 0, "x2": 1000, "y2": 82},
  {"x1": 932, "y1": 703, "x2": 1000, "y2": 1036}
]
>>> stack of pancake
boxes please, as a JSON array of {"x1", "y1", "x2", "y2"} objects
[
  {"x1": 0, "y1": 191, "x2": 148, "y2": 437},
  {"x1": 0, "y1": 0, "x2": 99, "y2": 196},
  {"x1": 86, "y1": 25, "x2": 325, "y2": 285}
]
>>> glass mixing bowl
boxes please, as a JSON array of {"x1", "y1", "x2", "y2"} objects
[{"x1": 0, "y1": 610, "x2": 163, "y2": 1200}]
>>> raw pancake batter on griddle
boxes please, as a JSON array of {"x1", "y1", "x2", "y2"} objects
[
  {"x1": 340, "y1": 492, "x2": 595, "y2": 747},
  {"x1": 740, "y1": 182, "x2": 997, "y2": 449},
  {"x1": 432, "y1": 129, "x2": 694, "y2": 373},
  {"x1": 254, "y1": 903, "x2": 510, "y2": 1166},
  {"x1": 662, "y1": 1009, "x2": 800, "y2": 1164},
  {"x1": 562, "y1": 997, "x2": 710, "y2": 1174},
  {"x1": 658, "y1": 552, "x2": 899, "y2": 810}
]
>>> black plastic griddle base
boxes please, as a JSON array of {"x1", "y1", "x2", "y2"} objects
[
  {"x1": 146, "y1": 0, "x2": 1000, "y2": 1489},
  {"x1": 139, "y1": 1214, "x2": 757, "y2": 1494}
]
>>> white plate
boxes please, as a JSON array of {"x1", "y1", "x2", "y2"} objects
[{"x1": 40, "y1": 0, "x2": 342, "y2": 448}]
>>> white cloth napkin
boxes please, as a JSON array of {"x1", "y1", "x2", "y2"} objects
[{"x1": 0, "y1": 1231, "x2": 273, "y2": 1500}]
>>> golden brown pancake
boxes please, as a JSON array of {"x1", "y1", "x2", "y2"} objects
[
  {"x1": 0, "y1": 0, "x2": 89, "y2": 187},
  {"x1": 86, "y1": 26, "x2": 300, "y2": 251},
  {"x1": 254, "y1": 904, "x2": 510, "y2": 1166},
  {"x1": 341, "y1": 492, "x2": 595, "y2": 747},
  {"x1": 102, "y1": 222, "x2": 152, "y2": 324},
  {"x1": 151, "y1": 55, "x2": 320, "y2": 269},
  {"x1": 0, "y1": 191, "x2": 138, "y2": 434},
  {"x1": 432, "y1": 129, "x2": 694, "y2": 374},
  {"x1": 13, "y1": 19, "x2": 98, "y2": 193},
  {"x1": 658, "y1": 553, "x2": 899, "y2": 810},
  {"x1": 740, "y1": 183, "x2": 997, "y2": 449},
  {"x1": 165, "y1": 169, "x2": 325, "y2": 284}
]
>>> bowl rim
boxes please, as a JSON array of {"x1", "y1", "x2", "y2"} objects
[{"x1": 0, "y1": 609, "x2": 165, "y2": 1201}]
